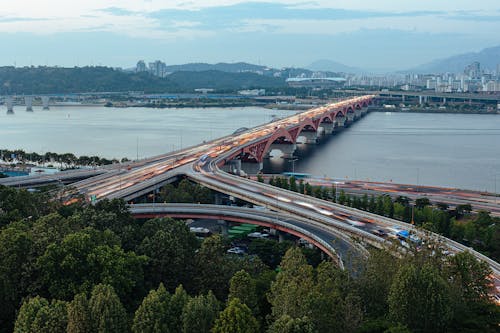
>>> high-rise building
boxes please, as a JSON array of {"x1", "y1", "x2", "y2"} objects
[
  {"x1": 464, "y1": 62, "x2": 480, "y2": 78},
  {"x1": 149, "y1": 60, "x2": 167, "y2": 77},
  {"x1": 136, "y1": 60, "x2": 147, "y2": 73}
]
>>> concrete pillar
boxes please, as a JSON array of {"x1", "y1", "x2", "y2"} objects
[
  {"x1": 346, "y1": 112, "x2": 355, "y2": 122},
  {"x1": 443, "y1": 97, "x2": 446, "y2": 104},
  {"x1": 267, "y1": 143, "x2": 296, "y2": 159},
  {"x1": 335, "y1": 116, "x2": 346, "y2": 128},
  {"x1": 217, "y1": 219, "x2": 228, "y2": 236},
  {"x1": 223, "y1": 159, "x2": 242, "y2": 175},
  {"x1": 240, "y1": 161, "x2": 263, "y2": 175},
  {"x1": 402, "y1": 95, "x2": 406, "y2": 102},
  {"x1": 42, "y1": 96, "x2": 50, "y2": 110},
  {"x1": 320, "y1": 122, "x2": 334, "y2": 135},
  {"x1": 361, "y1": 107, "x2": 369, "y2": 115},
  {"x1": 300, "y1": 131, "x2": 318, "y2": 144},
  {"x1": 278, "y1": 231, "x2": 285, "y2": 243},
  {"x1": 25, "y1": 96, "x2": 33, "y2": 112},
  {"x1": 5, "y1": 96, "x2": 14, "y2": 113},
  {"x1": 354, "y1": 108, "x2": 362, "y2": 119},
  {"x1": 419, "y1": 95, "x2": 423, "y2": 105}
]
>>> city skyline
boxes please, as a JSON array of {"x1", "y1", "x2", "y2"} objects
[{"x1": 1, "y1": 1, "x2": 500, "y2": 70}]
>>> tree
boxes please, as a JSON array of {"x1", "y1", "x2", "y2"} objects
[
  {"x1": 182, "y1": 291, "x2": 219, "y2": 333},
  {"x1": 138, "y1": 219, "x2": 198, "y2": 291},
  {"x1": 228, "y1": 270, "x2": 258, "y2": 315},
  {"x1": 415, "y1": 197, "x2": 430, "y2": 209},
  {"x1": 132, "y1": 283, "x2": 171, "y2": 333},
  {"x1": 268, "y1": 247, "x2": 314, "y2": 319},
  {"x1": 38, "y1": 228, "x2": 147, "y2": 301},
  {"x1": 14, "y1": 297, "x2": 67, "y2": 333},
  {"x1": 368, "y1": 195, "x2": 376, "y2": 213},
  {"x1": 388, "y1": 263, "x2": 452, "y2": 333},
  {"x1": 212, "y1": 298, "x2": 259, "y2": 333},
  {"x1": 195, "y1": 235, "x2": 232, "y2": 300},
  {"x1": 268, "y1": 315, "x2": 316, "y2": 333},
  {"x1": 31, "y1": 300, "x2": 68, "y2": 333},
  {"x1": 169, "y1": 285, "x2": 190, "y2": 332},
  {"x1": 289, "y1": 177, "x2": 298, "y2": 192},
  {"x1": 67, "y1": 293, "x2": 92, "y2": 333},
  {"x1": 257, "y1": 174, "x2": 264, "y2": 183},
  {"x1": 14, "y1": 296, "x2": 49, "y2": 333},
  {"x1": 88, "y1": 284, "x2": 128, "y2": 333},
  {"x1": 382, "y1": 195, "x2": 394, "y2": 218},
  {"x1": 0, "y1": 224, "x2": 33, "y2": 332}
]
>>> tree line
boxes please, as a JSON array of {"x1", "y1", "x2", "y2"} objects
[{"x1": 0, "y1": 148, "x2": 128, "y2": 168}]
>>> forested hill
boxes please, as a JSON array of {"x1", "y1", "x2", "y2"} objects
[{"x1": 0, "y1": 66, "x2": 286, "y2": 94}]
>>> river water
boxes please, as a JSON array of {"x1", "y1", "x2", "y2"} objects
[{"x1": 1, "y1": 106, "x2": 499, "y2": 191}]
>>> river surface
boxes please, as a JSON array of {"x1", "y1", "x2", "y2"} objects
[{"x1": 1, "y1": 106, "x2": 499, "y2": 191}]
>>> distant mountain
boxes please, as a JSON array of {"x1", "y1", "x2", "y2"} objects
[
  {"x1": 410, "y1": 45, "x2": 500, "y2": 74},
  {"x1": 306, "y1": 59, "x2": 365, "y2": 74},
  {"x1": 165, "y1": 62, "x2": 268, "y2": 73}
]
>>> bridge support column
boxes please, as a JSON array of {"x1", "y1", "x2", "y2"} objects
[
  {"x1": 320, "y1": 122, "x2": 334, "y2": 135},
  {"x1": 42, "y1": 96, "x2": 50, "y2": 110},
  {"x1": 217, "y1": 219, "x2": 228, "y2": 236},
  {"x1": 5, "y1": 96, "x2": 14, "y2": 113},
  {"x1": 354, "y1": 109, "x2": 361, "y2": 119},
  {"x1": 335, "y1": 117, "x2": 346, "y2": 128},
  {"x1": 361, "y1": 107, "x2": 369, "y2": 115},
  {"x1": 240, "y1": 161, "x2": 263, "y2": 175},
  {"x1": 419, "y1": 95, "x2": 423, "y2": 105},
  {"x1": 25, "y1": 96, "x2": 33, "y2": 112},
  {"x1": 300, "y1": 131, "x2": 318, "y2": 144},
  {"x1": 268, "y1": 143, "x2": 296, "y2": 159},
  {"x1": 277, "y1": 231, "x2": 285, "y2": 243},
  {"x1": 346, "y1": 113, "x2": 355, "y2": 123},
  {"x1": 443, "y1": 97, "x2": 446, "y2": 104},
  {"x1": 222, "y1": 159, "x2": 242, "y2": 175}
]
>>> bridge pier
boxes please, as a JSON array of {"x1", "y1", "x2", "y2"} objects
[
  {"x1": 419, "y1": 95, "x2": 423, "y2": 105},
  {"x1": 42, "y1": 96, "x2": 50, "y2": 110},
  {"x1": 25, "y1": 96, "x2": 33, "y2": 112},
  {"x1": 346, "y1": 113, "x2": 355, "y2": 123},
  {"x1": 265, "y1": 143, "x2": 296, "y2": 159},
  {"x1": 354, "y1": 109, "x2": 362, "y2": 119},
  {"x1": 5, "y1": 96, "x2": 14, "y2": 114},
  {"x1": 218, "y1": 219, "x2": 228, "y2": 236},
  {"x1": 319, "y1": 122, "x2": 334, "y2": 135},
  {"x1": 335, "y1": 116, "x2": 346, "y2": 128},
  {"x1": 361, "y1": 107, "x2": 369, "y2": 115},
  {"x1": 240, "y1": 161, "x2": 263, "y2": 175},
  {"x1": 299, "y1": 131, "x2": 318, "y2": 144}
]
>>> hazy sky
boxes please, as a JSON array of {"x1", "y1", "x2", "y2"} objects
[{"x1": 1, "y1": 0, "x2": 499, "y2": 70}]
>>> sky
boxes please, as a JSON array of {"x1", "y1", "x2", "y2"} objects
[{"x1": 1, "y1": 0, "x2": 499, "y2": 71}]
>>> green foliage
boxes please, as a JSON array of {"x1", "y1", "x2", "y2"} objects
[
  {"x1": 268, "y1": 247, "x2": 314, "y2": 319},
  {"x1": 31, "y1": 300, "x2": 68, "y2": 333},
  {"x1": 182, "y1": 291, "x2": 219, "y2": 333},
  {"x1": 268, "y1": 315, "x2": 316, "y2": 333},
  {"x1": 228, "y1": 270, "x2": 258, "y2": 315},
  {"x1": 388, "y1": 263, "x2": 452, "y2": 333},
  {"x1": 38, "y1": 228, "x2": 147, "y2": 302},
  {"x1": 14, "y1": 297, "x2": 67, "y2": 333},
  {"x1": 194, "y1": 235, "x2": 233, "y2": 300},
  {"x1": 67, "y1": 293, "x2": 92, "y2": 333},
  {"x1": 138, "y1": 218, "x2": 198, "y2": 291},
  {"x1": 158, "y1": 180, "x2": 213, "y2": 204},
  {"x1": 132, "y1": 283, "x2": 171, "y2": 333},
  {"x1": 0, "y1": 185, "x2": 52, "y2": 227},
  {"x1": 212, "y1": 298, "x2": 259, "y2": 333},
  {"x1": 14, "y1": 296, "x2": 49, "y2": 333},
  {"x1": 89, "y1": 284, "x2": 128, "y2": 333}
]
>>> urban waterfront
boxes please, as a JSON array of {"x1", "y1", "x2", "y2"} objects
[{"x1": 2, "y1": 106, "x2": 499, "y2": 192}]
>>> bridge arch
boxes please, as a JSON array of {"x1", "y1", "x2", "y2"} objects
[{"x1": 261, "y1": 127, "x2": 295, "y2": 159}]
